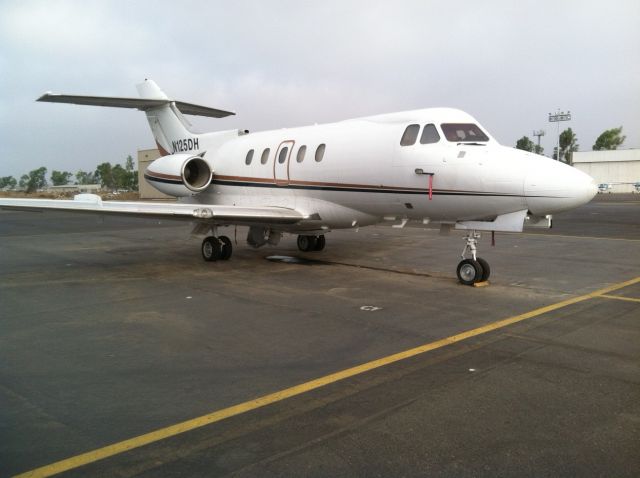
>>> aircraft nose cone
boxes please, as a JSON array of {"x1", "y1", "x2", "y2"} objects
[
  {"x1": 525, "y1": 159, "x2": 597, "y2": 215},
  {"x1": 568, "y1": 167, "x2": 598, "y2": 206},
  {"x1": 584, "y1": 177, "x2": 598, "y2": 202}
]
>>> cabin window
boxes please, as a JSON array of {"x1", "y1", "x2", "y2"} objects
[
  {"x1": 420, "y1": 124, "x2": 440, "y2": 144},
  {"x1": 261, "y1": 148, "x2": 270, "y2": 164},
  {"x1": 245, "y1": 149, "x2": 254, "y2": 165},
  {"x1": 400, "y1": 124, "x2": 420, "y2": 146},
  {"x1": 315, "y1": 144, "x2": 326, "y2": 162},
  {"x1": 296, "y1": 145, "x2": 307, "y2": 163},
  {"x1": 278, "y1": 146, "x2": 289, "y2": 164},
  {"x1": 441, "y1": 123, "x2": 489, "y2": 142}
]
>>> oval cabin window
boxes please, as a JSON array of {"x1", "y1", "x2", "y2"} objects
[
  {"x1": 315, "y1": 144, "x2": 326, "y2": 162},
  {"x1": 297, "y1": 145, "x2": 307, "y2": 163},
  {"x1": 245, "y1": 149, "x2": 254, "y2": 165},
  {"x1": 278, "y1": 147, "x2": 288, "y2": 164},
  {"x1": 261, "y1": 148, "x2": 270, "y2": 164}
]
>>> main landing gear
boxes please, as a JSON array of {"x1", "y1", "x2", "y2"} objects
[
  {"x1": 201, "y1": 235, "x2": 233, "y2": 261},
  {"x1": 297, "y1": 234, "x2": 326, "y2": 252},
  {"x1": 200, "y1": 232, "x2": 327, "y2": 261},
  {"x1": 456, "y1": 230, "x2": 491, "y2": 286}
]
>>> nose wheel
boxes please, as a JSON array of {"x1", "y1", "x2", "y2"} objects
[{"x1": 456, "y1": 230, "x2": 491, "y2": 285}]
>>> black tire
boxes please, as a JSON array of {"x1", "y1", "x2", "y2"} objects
[
  {"x1": 202, "y1": 236, "x2": 221, "y2": 262},
  {"x1": 297, "y1": 235, "x2": 317, "y2": 252},
  {"x1": 219, "y1": 236, "x2": 233, "y2": 260},
  {"x1": 313, "y1": 235, "x2": 326, "y2": 251},
  {"x1": 476, "y1": 257, "x2": 491, "y2": 282},
  {"x1": 456, "y1": 259, "x2": 484, "y2": 286}
]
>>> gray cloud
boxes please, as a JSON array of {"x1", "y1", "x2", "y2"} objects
[{"x1": 1, "y1": 0, "x2": 638, "y2": 179}]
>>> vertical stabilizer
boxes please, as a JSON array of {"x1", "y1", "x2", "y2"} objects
[
  {"x1": 136, "y1": 79, "x2": 170, "y2": 100},
  {"x1": 136, "y1": 79, "x2": 197, "y2": 156}
]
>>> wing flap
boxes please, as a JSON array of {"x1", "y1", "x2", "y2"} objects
[
  {"x1": 37, "y1": 94, "x2": 235, "y2": 118},
  {"x1": 0, "y1": 196, "x2": 305, "y2": 225}
]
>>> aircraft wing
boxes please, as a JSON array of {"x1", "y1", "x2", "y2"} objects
[{"x1": 0, "y1": 195, "x2": 306, "y2": 225}]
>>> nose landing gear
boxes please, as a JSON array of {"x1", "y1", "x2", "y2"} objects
[{"x1": 456, "y1": 230, "x2": 491, "y2": 285}]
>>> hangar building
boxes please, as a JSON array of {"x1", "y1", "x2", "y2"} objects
[
  {"x1": 137, "y1": 148, "x2": 172, "y2": 199},
  {"x1": 573, "y1": 149, "x2": 640, "y2": 193}
]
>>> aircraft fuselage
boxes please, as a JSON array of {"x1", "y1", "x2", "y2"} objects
[{"x1": 166, "y1": 107, "x2": 595, "y2": 232}]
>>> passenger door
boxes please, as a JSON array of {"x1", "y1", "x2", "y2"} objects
[{"x1": 273, "y1": 140, "x2": 295, "y2": 186}]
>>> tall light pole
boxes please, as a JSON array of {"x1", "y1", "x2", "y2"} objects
[
  {"x1": 533, "y1": 129, "x2": 545, "y2": 155},
  {"x1": 548, "y1": 110, "x2": 571, "y2": 161}
]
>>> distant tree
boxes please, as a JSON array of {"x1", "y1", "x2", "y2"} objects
[
  {"x1": 130, "y1": 169, "x2": 139, "y2": 191},
  {"x1": 553, "y1": 128, "x2": 579, "y2": 163},
  {"x1": 125, "y1": 155, "x2": 135, "y2": 172},
  {"x1": 112, "y1": 164, "x2": 129, "y2": 190},
  {"x1": 51, "y1": 170, "x2": 73, "y2": 186},
  {"x1": 95, "y1": 162, "x2": 115, "y2": 190},
  {"x1": 516, "y1": 136, "x2": 535, "y2": 152},
  {"x1": 75, "y1": 170, "x2": 97, "y2": 185},
  {"x1": 94, "y1": 158, "x2": 138, "y2": 191},
  {"x1": 593, "y1": 126, "x2": 625, "y2": 150},
  {"x1": 22, "y1": 167, "x2": 48, "y2": 193},
  {"x1": 534, "y1": 144, "x2": 544, "y2": 155},
  {"x1": 125, "y1": 155, "x2": 138, "y2": 190},
  {"x1": 0, "y1": 176, "x2": 17, "y2": 189}
]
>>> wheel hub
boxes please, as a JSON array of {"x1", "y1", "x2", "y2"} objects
[{"x1": 459, "y1": 263, "x2": 477, "y2": 282}]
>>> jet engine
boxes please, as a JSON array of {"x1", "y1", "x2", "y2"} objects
[{"x1": 144, "y1": 153, "x2": 213, "y2": 197}]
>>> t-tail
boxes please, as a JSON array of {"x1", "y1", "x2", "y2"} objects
[{"x1": 37, "y1": 79, "x2": 235, "y2": 156}]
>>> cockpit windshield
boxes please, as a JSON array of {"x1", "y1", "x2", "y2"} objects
[{"x1": 441, "y1": 123, "x2": 489, "y2": 143}]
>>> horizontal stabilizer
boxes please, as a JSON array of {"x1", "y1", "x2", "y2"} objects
[{"x1": 37, "y1": 93, "x2": 235, "y2": 118}]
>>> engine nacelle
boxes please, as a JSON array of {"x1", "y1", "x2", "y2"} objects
[{"x1": 144, "y1": 153, "x2": 213, "y2": 197}]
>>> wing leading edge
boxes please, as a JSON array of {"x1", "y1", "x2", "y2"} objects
[{"x1": 0, "y1": 195, "x2": 306, "y2": 225}]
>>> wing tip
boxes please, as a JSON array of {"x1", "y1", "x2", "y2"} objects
[{"x1": 36, "y1": 92, "x2": 54, "y2": 102}]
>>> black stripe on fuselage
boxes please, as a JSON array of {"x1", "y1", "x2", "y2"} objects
[{"x1": 144, "y1": 174, "x2": 182, "y2": 185}]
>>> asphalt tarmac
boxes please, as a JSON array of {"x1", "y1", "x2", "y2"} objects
[{"x1": 1, "y1": 195, "x2": 639, "y2": 477}]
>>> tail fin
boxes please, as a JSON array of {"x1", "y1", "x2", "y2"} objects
[
  {"x1": 136, "y1": 79, "x2": 195, "y2": 156},
  {"x1": 37, "y1": 79, "x2": 235, "y2": 156}
]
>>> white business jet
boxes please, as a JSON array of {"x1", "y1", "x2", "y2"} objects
[{"x1": 0, "y1": 80, "x2": 597, "y2": 285}]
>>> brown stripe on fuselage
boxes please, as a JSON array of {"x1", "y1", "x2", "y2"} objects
[
  {"x1": 213, "y1": 174, "x2": 428, "y2": 192},
  {"x1": 146, "y1": 170, "x2": 182, "y2": 181}
]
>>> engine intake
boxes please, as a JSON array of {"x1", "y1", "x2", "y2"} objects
[{"x1": 144, "y1": 153, "x2": 213, "y2": 197}]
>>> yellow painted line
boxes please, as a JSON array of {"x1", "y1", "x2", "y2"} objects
[
  {"x1": 14, "y1": 275, "x2": 640, "y2": 478},
  {"x1": 599, "y1": 294, "x2": 640, "y2": 304}
]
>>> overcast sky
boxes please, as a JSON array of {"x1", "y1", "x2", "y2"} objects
[{"x1": 1, "y1": 0, "x2": 638, "y2": 180}]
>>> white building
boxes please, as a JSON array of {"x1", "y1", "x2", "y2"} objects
[
  {"x1": 47, "y1": 184, "x2": 101, "y2": 193},
  {"x1": 573, "y1": 149, "x2": 640, "y2": 193}
]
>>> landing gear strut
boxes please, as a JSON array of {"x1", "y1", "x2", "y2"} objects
[
  {"x1": 456, "y1": 230, "x2": 490, "y2": 285},
  {"x1": 297, "y1": 234, "x2": 326, "y2": 252},
  {"x1": 201, "y1": 235, "x2": 233, "y2": 261}
]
